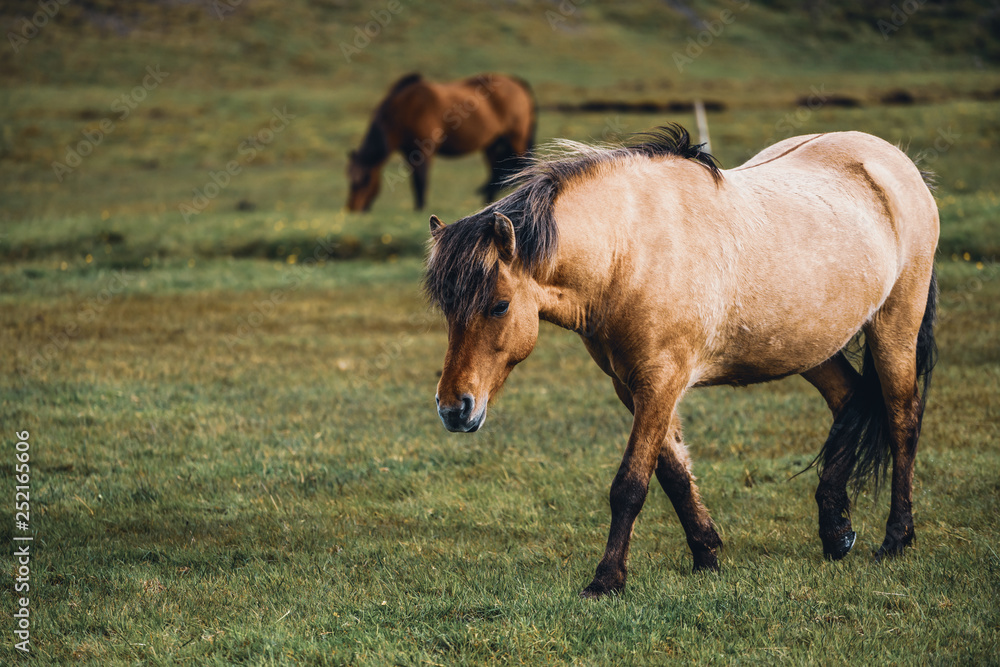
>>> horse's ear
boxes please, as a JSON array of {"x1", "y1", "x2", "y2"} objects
[
  {"x1": 493, "y1": 212, "x2": 516, "y2": 262},
  {"x1": 429, "y1": 214, "x2": 446, "y2": 235}
]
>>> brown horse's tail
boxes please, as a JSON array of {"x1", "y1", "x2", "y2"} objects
[
  {"x1": 509, "y1": 76, "x2": 538, "y2": 176},
  {"x1": 814, "y1": 269, "x2": 938, "y2": 498},
  {"x1": 516, "y1": 76, "x2": 538, "y2": 157},
  {"x1": 479, "y1": 77, "x2": 538, "y2": 199}
]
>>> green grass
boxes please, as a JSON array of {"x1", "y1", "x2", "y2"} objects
[
  {"x1": 2, "y1": 257, "x2": 998, "y2": 664},
  {"x1": 2, "y1": 0, "x2": 999, "y2": 664}
]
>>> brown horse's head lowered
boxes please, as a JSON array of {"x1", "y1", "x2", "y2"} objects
[
  {"x1": 424, "y1": 175, "x2": 560, "y2": 432},
  {"x1": 347, "y1": 149, "x2": 382, "y2": 212}
]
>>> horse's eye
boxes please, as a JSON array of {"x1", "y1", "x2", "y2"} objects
[{"x1": 491, "y1": 301, "x2": 509, "y2": 318}]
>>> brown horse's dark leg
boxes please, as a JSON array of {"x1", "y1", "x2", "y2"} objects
[
  {"x1": 581, "y1": 379, "x2": 679, "y2": 599},
  {"x1": 802, "y1": 354, "x2": 861, "y2": 560},
  {"x1": 655, "y1": 421, "x2": 723, "y2": 572},
  {"x1": 410, "y1": 156, "x2": 431, "y2": 211},
  {"x1": 481, "y1": 139, "x2": 511, "y2": 203}
]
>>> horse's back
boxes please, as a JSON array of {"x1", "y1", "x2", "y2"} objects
[
  {"x1": 439, "y1": 74, "x2": 534, "y2": 152},
  {"x1": 695, "y1": 132, "x2": 938, "y2": 382},
  {"x1": 584, "y1": 132, "x2": 938, "y2": 384},
  {"x1": 387, "y1": 74, "x2": 533, "y2": 154},
  {"x1": 731, "y1": 131, "x2": 938, "y2": 259}
]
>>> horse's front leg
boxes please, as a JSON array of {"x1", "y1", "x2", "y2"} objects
[
  {"x1": 608, "y1": 377, "x2": 721, "y2": 573},
  {"x1": 581, "y1": 385, "x2": 677, "y2": 599},
  {"x1": 655, "y1": 420, "x2": 723, "y2": 572}
]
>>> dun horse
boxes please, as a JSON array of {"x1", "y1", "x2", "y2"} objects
[
  {"x1": 347, "y1": 73, "x2": 537, "y2": 212},
  {"x1": 425, "y1": 125, "x2": 938, "y2": 598}
]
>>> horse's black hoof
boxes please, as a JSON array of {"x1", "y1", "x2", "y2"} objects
[
  {"x1": 692, "y1": 551, "x2": 721, "y2": 573},
  {"x1": 580, "y1": 585, "x2": 618, "y2": 600},
  {"x1": 874, "y1": 535, "x2": 913, "y2": 562},
  {"x1": 874, "y1": 546, "x2": 898, "y2": 563},
  {"x1": 580, "y1": 578, "x2": 624, "y2": 600},
  {"x1": 823, "y1": 530, "x2": 856, "y2": 561}
]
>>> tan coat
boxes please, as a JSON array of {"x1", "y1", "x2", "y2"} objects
[{"x1": 428, "y1": 127, "x2": 939, "y2": 597}]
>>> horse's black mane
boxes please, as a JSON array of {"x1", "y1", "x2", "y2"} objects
[
  {"x1": 625, "y1": 125, "x2": 722, "y2": 181},
  {"x1": 355, "y1": 73, "x2": 425, "y2": 165},
  {"x1": 386, "y1": 72, "x2": 423, "y2": 96},
  {"x1": 425, "y1": 124, "x2": 722, "y2": 323}
]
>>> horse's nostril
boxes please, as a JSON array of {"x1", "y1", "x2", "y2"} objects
[
  {"x1": 435, "y1": 395, "x2": 440, "y2": 407},
  {"x1": 460, "y1": 394, "x2": 475, "y2": 420}
]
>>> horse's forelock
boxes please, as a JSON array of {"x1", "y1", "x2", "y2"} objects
[
  {"x1": 425, "y1": 214, "x2": 501, "y2": 324},
  {"x1": 425, "y1": 180, "x2": 561, "y2": 323}
]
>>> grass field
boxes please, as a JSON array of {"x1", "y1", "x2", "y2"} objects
[{"x1": 2, "y1": 1, "x2": 999, "y2": 664}]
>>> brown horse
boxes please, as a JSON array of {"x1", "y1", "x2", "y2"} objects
[
  {"x1": 347, "y1": 73, "x2": 537, "y2": 212},
  {"x1": 424, "y1": 125, "x2": 939, "y2": 598}
]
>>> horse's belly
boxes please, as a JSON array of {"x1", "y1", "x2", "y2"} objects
[
  {"x1": 697, "y1": 249, "x2": 894, "y2": 386},
  {"x1": 698, "y1": 326, "x2": 859, "y2": 386}
]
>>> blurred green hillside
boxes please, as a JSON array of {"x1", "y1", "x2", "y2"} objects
[
  {"x1": 2, "y1": 0, "x2": 999, "y2": 90},
  {"x1": 2, "y1": 0, "x2": 998, "y2": 264}
]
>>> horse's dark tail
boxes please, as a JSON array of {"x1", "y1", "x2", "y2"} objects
[
  {"x1": 916, "y1": 268, "x2": 939, "y2": 399},
  {"x1": 479, "y1": 77, "x2": 538, "y2": 200},
  {"x1": 815, "y1": 268, "x2": 938, "y2": 498},
  {"x1": 513, "y1": 77, "x2": 538, "y2": 178},
  {"x1": 520, "y1": 77, "x2": 538, "y2": 157}
]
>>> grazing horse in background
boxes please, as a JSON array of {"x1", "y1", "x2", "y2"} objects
[
  {"x1": 347, "y1": 73, "x2": 537, "y2": 212},
  {"x1": 424, "y1": 125, "x2": 939, "y2": 598}
]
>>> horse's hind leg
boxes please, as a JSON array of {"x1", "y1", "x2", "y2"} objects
[
  {"x1": 655, "y1": 420, "x2": 723, "y2": 572},
  {"x1": 865, "y1": 270, "x2": 936, "y2": 559},
  {"x1": 409, "y1": 155, "x2": 431, "y2": 210},
  {"x1": 481, "y1": 139, "x2": 511, "y2": 202},
  {"x1": 802, "y1": 354, "x2": 862, "y2": 559}
]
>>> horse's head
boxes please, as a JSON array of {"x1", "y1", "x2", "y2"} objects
[
  {"x1": 426, "y1": 211, "x2": 541, "y2": 432},
  {"x1": 346, "y1": 150, "x2": 381, "y2": 212}
]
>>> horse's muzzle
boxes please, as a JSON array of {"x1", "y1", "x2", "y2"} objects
[{"x1": 436, "y1": 393, "x2": 485, "y2": 433}]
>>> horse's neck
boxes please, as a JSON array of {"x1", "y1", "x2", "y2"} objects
[
  {"x1": 535, "y1": 206, "x2": 622, "y2": 337},
  {"x1": 358, "y1": 117, "x2": 393, "y2": 165}
]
